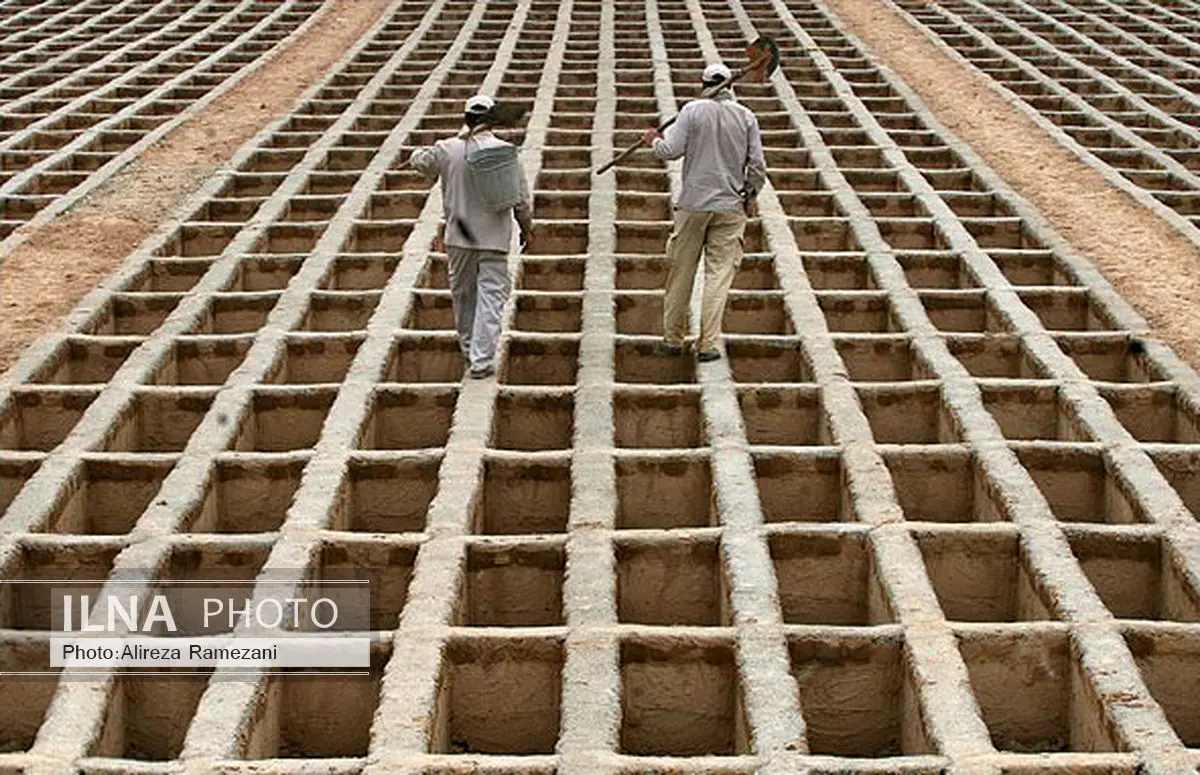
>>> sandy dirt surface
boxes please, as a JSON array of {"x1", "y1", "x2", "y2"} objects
[
  {"x1": 822, "y1": 0, "x2": 1200, "y2": 369},
  {"x1": 0, "y1": 0, "x2": 392, "y2": 374}
]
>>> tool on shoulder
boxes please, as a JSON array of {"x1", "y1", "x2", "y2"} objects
[{"x1": 596, "y1": 37, "x2": 780, "y2": 174}]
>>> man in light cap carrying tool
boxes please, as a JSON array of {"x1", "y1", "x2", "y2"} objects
[
  {"x1": 409, "y1": 94, "x2": 535, "y2": 379},
  {"x1": 643, "y1": 62, "x2": 766, "y2": 363}
]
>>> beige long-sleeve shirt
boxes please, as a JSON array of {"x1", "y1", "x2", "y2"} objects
[
  {"x1": 409, "y1": 129, "x2": 533, "y2": 253},
  {"x1": 651, "y1": 91, "x2": 767, "y2": 212}
]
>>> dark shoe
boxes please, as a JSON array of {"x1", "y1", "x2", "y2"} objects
[
  {"x1": 696, "y1": 349, "x2": 721, "y2": 363},
  {"x1": 662, "y1": 342, "x2": 684, "y2": 356},
  {"x1": 468, "y1": 365, "x2": 495, "y2": 379}
]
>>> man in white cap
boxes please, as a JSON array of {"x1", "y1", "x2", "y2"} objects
[
  {"x1": 643, "y1": 63, "x2": 766, "y2": 363},
  {"x1": 409, "y1": 94, "x2": 534, "y2": 379}
]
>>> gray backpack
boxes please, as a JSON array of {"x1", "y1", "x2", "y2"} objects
[{"x1": 466, "y1": 141, "x2": 523, "y2": 212}]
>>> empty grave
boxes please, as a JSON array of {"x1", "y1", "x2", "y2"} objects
[
  {"x1": 233, "y1": 389, "x2": 336, "y2": 452},
  {"x1": 502, "y1": 337, "x2": 580, "y2": 386},
  {"x1": 1067, "y1": 531, "x2": 1200, "y2": 621},
  {"x1": 475, "y1": 458, "x2": 570, "y2": 535},
  {"x1": 620, "y1": 639, "x2": 749, "y2": 757},
  {"x1": 858, "y1": 385, "x2": 961, "y2": 445},
  {"x1": 0, "y1": 458, "x2": 40, "y2": 514},
  {"x1": 492, "y1": 389, "x2": 574, "y2": 451},
  {"x1": 360, "y1": 387, "x2": 457, "y2": 450},
  {"x1": 104, "y1": 390, "x2": 214, "y2": 452},
  {"x1": 244, "y1": 648, "x2": 391, "y2": 758},
  {"x1": 387, "y1": 337, "x2": 465, "y2": 383},
  {"x1": 818, "y1": 292, "x2": 897, "y2": 333},
  {"x1": 152, "y1": 337, "x2": 253, "y2": 386},
  {"x1": 836, "y1": 336, "x2": 933, "y2": 382},
  {"x1": 1125, "y1": 630, "x2": 1200, "y2": 747},
  {"x1": 753, "y1": 451, "x2": 845, "y2": 523},
  {"x1": 515, "y1": 294, "x2": 583, "y2": 333},
  {"x1": 321, "y1": 255, "x2": 401, "y2": 290},
  {"x1": 881, "y1": 449, "x2": 1008, "y2": 523},
  {"x1": 185, "y1": 456, "x2": 307, "y2": 534},
  {"x1": 614, "y1": 293, "x2": 663, "y2": 336},
  {"x1": 265, "y1": 336, "x2": 362, "y2": 385},
  {"x1": 0, "y1": 641, "x2": 58, "y2": 752},
  {"x1": 616, "y1": 536, "x2": 728, "y2": 625},
  {"x1": 738, "y1": 386, "x2": 831, "y2": 446},
  {"x1": 0, "y1": 542, "x2": 120, "y2": 629},
  {"x1": 945, "y1": 334, "x2": 1047, "y2": 379},
  {"x1": 1098, "y1": 386, "x2": 1200, "y2": 443},
  {"x1": 50, "y1": 458, "x2": 175, "y2": 535},
  {"x1": 915, "y1": 529, "x2": 1054, "y2": 621},
  {"x1": 332, "y1": 456, "x2": 441, "y2": 533},
  {"x1": 86, "y1": 294, "x2": 183, "y2": 337},
  {"x1": 980, "y1": 384, "x2": 1088, "y2": 441},
  {"x1": 615, "y1": 340, "x2": 696, "y2": 384},
  {"x1": 723, "y1": 293, "x2": 794, "y2": 335},
  {"x1": 726, "y1": 339, "x2": 813, "y2": 383},
  {"x1": 613, "y1": 388, "x2": 704, "y2": 448},
  {"x1": 616, "y1": 454, "x2": 713, "y2": 529},
  {"x1": 1018, "y1": 290, "x2": 1119, "y2": 332},
  {"x1": 156, "y1": 544, "x2": 272, "y2": 635},
  {"x1": 0, "y1": 389, "x2": 98, "y2": 452},
  {"x1": 32, "y1": 338, "x2": 141, "y2": 386},
  {"x1": 802, "y1": 254, "x2": 874, "y2": 290},
  {"x1": 1055, "y1": 336, "x2": 1165, "y2": 383},
  {"x1": 788, "y1": 633, "x2": 933, "y2": 757},
  {"x1": 299, "y1": 291, "x2": 381, "y2": 331},
  {"x1": 769, "y1": 530, "x2": 893, "y2": 625},
  {"x1": 405, "y1": 292, "x2": 456, "y2": 330},
  {"x1": 958, "y1": 630, "x2": 1120, "y2": 753},
  {"x1": 90, "y1": 670, "x2": 211, "y2": 761},
  {"x1": 431, "y1": 638, "x2": 563, "y2": 754},
  {"x1": 1017, "y1": 447, "x2": 1145, "y2": 525},
  {"x1": 313, "y1": 540, "x2": 416, "y2": 630},
  {"x1": 921, "y1": 291, "x2": 1004, "y2": 333},
  {"x1": 896, "y1": 252, "x2": 976, "y2": 289},
  {"x1": 189, "y1": 294, "x2": 277, "y2": 335},
  {"x1": 460, "y1": 541, "x2": 564, "y2": 627}
]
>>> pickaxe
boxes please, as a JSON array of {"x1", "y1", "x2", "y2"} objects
[{"x1": 596, "y1": 37, "x2": 781, "y2": 175}]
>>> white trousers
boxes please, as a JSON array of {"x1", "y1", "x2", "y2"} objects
[{"x1": 447, "y1": 247, "x2": 510, "y2": 371}]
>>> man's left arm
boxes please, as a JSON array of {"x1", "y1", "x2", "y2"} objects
[{"x1": 744, "y1": 115, "x2": 767, "y2": 196}]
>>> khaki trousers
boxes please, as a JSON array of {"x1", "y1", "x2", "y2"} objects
[{"x1": 662, "y1": 208, "x2": 746, "y2": 351}]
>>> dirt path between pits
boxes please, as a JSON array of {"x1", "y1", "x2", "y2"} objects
[
  {"x1": 821, "y1": 0, "x2": 1200, "y2": 370},
  {"x1": 0, "y1": 0, "x2": 392, "y2": 375}
]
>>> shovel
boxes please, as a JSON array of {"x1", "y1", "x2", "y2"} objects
[{"x1": 596, "y1": 37, "x2": 781, "y2": 175}]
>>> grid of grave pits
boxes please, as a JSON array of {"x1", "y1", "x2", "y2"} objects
[
  {"x1": 0, "y1": 0, "x2": 328, "y2": 243},
  {"x1": 889, "y1": 0, "x2": 1200, "y2": 236},
  {"x1": 2, "y1": 0, "x2": 1200, "y2": 773}
]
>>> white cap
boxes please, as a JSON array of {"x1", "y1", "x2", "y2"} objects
[
  {"x1": 465, "y1": 94, "x2": 495, "y2": 114},
  {"x1": 703, "y1": 63, "x2": 732, "y2": 84}
]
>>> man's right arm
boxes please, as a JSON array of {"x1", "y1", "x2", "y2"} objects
[
  {"x1": 651, "y1": 106, "x2": 690, "y2": 161},
  {"x1": 409, "y1": 142, "x2": 446, "y2": 180}
]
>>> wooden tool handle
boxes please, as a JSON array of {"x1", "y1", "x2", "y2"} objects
[{"x1": 597, "y1": 114, "x2": 678, "y2": 174}]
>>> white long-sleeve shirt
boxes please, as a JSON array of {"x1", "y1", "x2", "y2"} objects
[
  {"x1": 409, "y1": 129, "x2": 533, "y2": 253},
  {"x1": 651, "y1": 91, "x2": 767, "y2": 212}
]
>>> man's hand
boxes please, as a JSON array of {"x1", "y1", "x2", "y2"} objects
[
  {"x1": 744, "y1": 197, "x2": 759, "y2": 218},
  {"x1": 520, "y1": 230, "x2": 535, "y2": 254},
  {"x1": 642, "y1": 128, "x2": 661, "y2": 146}
]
